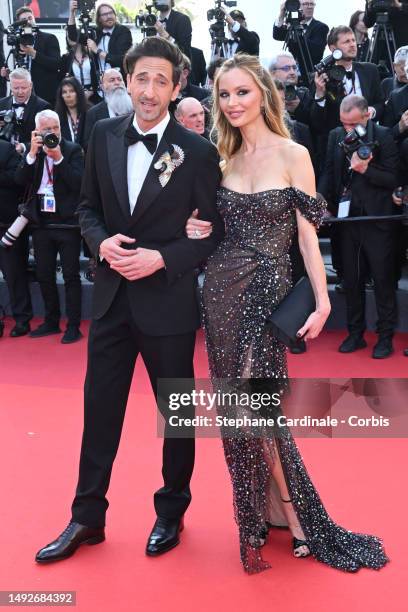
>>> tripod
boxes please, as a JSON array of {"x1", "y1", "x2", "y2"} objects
[
  {"x1": 365, "y1": 12, "x2": 396, "y2": 78},
  {"x1": 284, "y1": 22, "x2": 314, "y2": 87},
  {"x1": 210, "y1": 37, "x2": 235, "y2": 61}
]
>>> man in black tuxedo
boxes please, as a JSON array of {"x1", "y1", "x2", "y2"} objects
[
  {"x1": 68, "y1": 1, "x2": 132, "y2": 79},
  {"x1": 155, "y1": 0, "x2": 192, "y2": 60},
  {"x1": 190, "y1": 47, "x2": 207, "y2": 87},
  {"x1": 269, "y1": 51, "x2": 312, "y2": 126},
  {"x1": 0, "y1": 140, "x2": 33, "y2": 337},
  {"x1": 273, "y1": 0, "x2": 329, "y2": 67},
  {"x1": 0, "y1": 68, "x2": 49, "y2": 151},
  {"x1": 318, "y1": 95, "x2": 399, "y2": 359},
  {"x1": 221, "y1": 8, "x2": 260, "y2": 57},
  {"x1": 35, "y1": 36, "x2": 224, "y2": 564},
  {"x1": 13, "y1": 6, "x2": 61, "y2": 106},
  {"x1": 82, "y1": 68, "x2": 133, "y2": 150},
  {"x1": 14, "y1": 109, "x2": 84, "y2": 344},
  {"x1": 381, "y1": 46, "x2": 408, "y2": 101},
  {"x1": 383, "y1": 82, "x2": 408, "y2": 144}
]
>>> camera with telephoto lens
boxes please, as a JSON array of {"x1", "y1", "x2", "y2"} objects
[
  {"x1": 0, "y1": 200, "x2": 38, "y2": 250},
  {"x1": 315, "y1": 49, "x2": 346, "y2": 100},
  {"x1": 41, "y1": 131, "x2": 60, "y2": 149},
  {"x1": 339, "y1": 124, "x2": 379, "y2": 161},
  {"x1": 207, "y1": 0, "x2": 237, "y2": 22},
  {"x1": 284, "y1": 0, "x2": 302, "y2": 24},
  {"x1": 135, "y1": 4, "x2": 158, "y2": 37},
  {"x1": 77, "y1": 0, "x2": 97, "y2": 45},
  {"x1": 0, "y1": 109, "x2": 21, "y2": 142},
  {"x1": 207, "y1": 0, "x2": 237, "y2": 44},
  {"x1": 6, "y1": 18, "x2": 38, "y2": 48}
]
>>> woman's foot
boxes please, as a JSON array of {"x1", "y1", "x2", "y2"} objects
[{"x1": 280, "y1": 498, "x2": 310, "y2": 558}]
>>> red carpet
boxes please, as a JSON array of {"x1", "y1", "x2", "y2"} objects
[{"x1": 0, "y1": 318, "x2": 406, "y2": 612}]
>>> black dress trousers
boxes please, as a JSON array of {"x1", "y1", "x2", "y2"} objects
[{"x1": 71, "y1": 281, "x2": 196, "y2": 528}]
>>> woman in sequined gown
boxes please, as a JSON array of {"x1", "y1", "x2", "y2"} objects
[{"x1": 186, "y1": 55, "x2": 389, "y2": 574}]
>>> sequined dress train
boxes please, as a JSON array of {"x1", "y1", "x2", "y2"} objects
[{"x1": 202, "y1": 186, "x2": 389, "y2": 574}]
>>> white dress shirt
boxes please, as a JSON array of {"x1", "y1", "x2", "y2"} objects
[
  {"x1": 127, "y1": 112, "x2": 171, "y2": 215},
  {"x1": 26, "y1": 152, "x2": 64, "y2": 195},
  {"x1": 98, "y1": 27, "x2": 114, "y2": 72}
]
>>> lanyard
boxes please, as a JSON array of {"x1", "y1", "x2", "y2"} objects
[{"x1": 44, "y1": 157, "x2": 53, "y2": 185}]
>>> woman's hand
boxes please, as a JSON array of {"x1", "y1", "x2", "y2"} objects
[
  {"x1": 186, "y1": 209, "x2": 213, "y2": 239},
  {"x1": 296, "y1": 305, "x2": 331, "y2": 342}
]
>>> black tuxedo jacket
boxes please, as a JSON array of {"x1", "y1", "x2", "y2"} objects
[
  {"x1": 234, "y1": 25, "x2": 260, "y2": 56},
  {"x1": 317, "y1": 121, "x2": 398, "y2": 217},
  {"x1": 310, "y1": 61, "x2": 385, "y2": 134},
  {"x1": 273, "y1": 18, "x2": 329, "y2": 66},
  {"x1": 0, "y1": 140, "x2": 23, "y2": 224},
  {"x1": 14, "y1": 139, "x2": 84, "y2": 225},
  {"x1": 380, "y1": 76, "x2": 407, "y2": 102},
  {"x1": 31, "y1": 30, "x2": 61, "y2": 104},
  {"x1": 82, "y1": 100, "x2": 110, "y2": 150},
  {"x1": 383, "y1": 83, "x2": 408, "y2": 142},
  {"x1": 67, "y1": 24, "x2": 132, "y2": 77},
  {"x1": 0, "y1": 94, "x2": 50, "y2": 145},
  {"x1": 191, "y1": 47, "x2": 207, "y2": 87},
  {"x1": 77, "y1": 114, "x2": 224, "y2": 334},
  {"x1": 165, "y1": 9, "x2": 192, "y2": 59}
]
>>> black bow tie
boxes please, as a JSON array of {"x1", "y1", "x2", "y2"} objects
[
  {"x1": 124, "y1": 124, "x2": 158, "y2": 154},
  {"x1": 103, "y1": 31, "x2": 111, "y2": 36},
  {"x1": 12, "y1": 103, "x2": 25, "y2": 108},
  {"x1": 345, "y1": 71, "x2": 353, "y2": 80},
  {"x1": 160, "y1": 18, "x2": 168, "y2": 23}
]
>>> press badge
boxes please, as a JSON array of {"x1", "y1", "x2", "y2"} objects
[
  {"x1": 41, "y1": 192, "x2": 56, "y2": 213},
  {"x1": 338, "y1": 190, "x2": 351, "y2": 218}
]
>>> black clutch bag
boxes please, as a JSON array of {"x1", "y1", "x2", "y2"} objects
[{"x1": 266, "y1": 276, "x2": 315, "y2": 347}]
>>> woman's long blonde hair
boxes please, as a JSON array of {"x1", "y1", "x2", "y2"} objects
[{"x1": 211, "y1": 54, "x2": 291, "y2": 161}]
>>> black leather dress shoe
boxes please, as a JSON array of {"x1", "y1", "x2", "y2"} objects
[
  {"x1": 61, "y1": 326, "x2": 83, "y2": 344},
  {"x1": 289, "y1": 339, "x2": 307, "y2": 354},
  {"x1": 30, "y1": 322, "x2": 61, "y2": 338},
  {"x1": 372, "y1": 337, "x2": 394, "y2": 359},
  {"x1": 10, "y1": 322, "x2": 30, "y2": 337},
  {"x1": 146, "y1": 517, "x2": 184, "y2": 557},
  {"x1": 35, "y1": 522, "x2": 105, "y2": 563},
  {"x1": 339, "y1": 335, "x2": 367, "y2": 353}
]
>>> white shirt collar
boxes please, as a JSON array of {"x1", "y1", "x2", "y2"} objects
[
  {"x1": 133, "y1": 111, "x2": 171, "y2": 142},
  {"x1": 160, "y1": 9, "x2": 172, "y2": 20}
]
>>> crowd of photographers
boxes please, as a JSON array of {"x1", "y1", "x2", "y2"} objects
[{"x1": 0, "y1": 0, "x2": 408, "y2": 356}]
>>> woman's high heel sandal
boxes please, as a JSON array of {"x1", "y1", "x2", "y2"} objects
[{"x1": 280, "y1": 497, "x2": 311, "y2": 558}]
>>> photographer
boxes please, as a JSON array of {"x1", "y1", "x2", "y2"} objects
[
  {"x1": 154, "y1": 1, "x2": 192, "y2": 60},
  {"x1": 364, "y1": 0, "x2": 408, "y2": 52},
  {"x1": 0, "y1": 140, "x2": 33, "y2": 338},
  {"x1": 381, "y1": 46, "x2": 408, "y2": 100},
  {"x1": 9, "y1": 6, "x2": 61, "y2": 106},
  {"x1": 318, "y1": 94, "x2": 399, "y2": 359},
  {"x1": 220, "y1": 7, "x2": 260, "y2": 56},
  {"x1": 82, "y1": 68, "x2": 133, "y2": 150},
  {"x1": 273, "y1": 0, "x2": 329, "y2": 66},
  {"x1": 269, "y1": 51, "x2": 312, "y2": 125},
  {"x1": 67, "y1": 1, "x2": 132, "y2": 78},
  {"x1": 0, "y1": 68, "x2": 49, "y2": 151},
  {"x1": 14, "y1": 110, "x2": 84, "y2": 344},
  {"x1": 383, "y1": 65, "x2": 408, "y2": 141}
]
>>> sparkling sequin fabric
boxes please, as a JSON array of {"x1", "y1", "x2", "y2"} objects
[{"x1": 202, "y1": 186, "x2": 389, "y2": 574}]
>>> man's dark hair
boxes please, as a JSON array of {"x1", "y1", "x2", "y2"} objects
[
  {"x1": 327, "y1": 26, "x2": 354, "y2": 49},
  {"x1": 16, "y1": 6, "x2": 34, "y2": 20},
  {"x1": 124, "y1": 37, "x2": 184, "y2": 87},
  {"x1": 207, "y1": 57, "x2": 225, "y2": 82}
]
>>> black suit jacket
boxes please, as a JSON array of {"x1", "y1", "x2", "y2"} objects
[
  {"x1": 318, "y1": 121, "x2": 398, "y2": 218},
  {"x1": 77, "y1": 114, "x2": 224, "y2": 333},
  {"x1": 59, "y1": 111, "x2": 87, "y2": 149},
  {"x1": 383, "y1": 83, "x2": 408, "y2": 142},
  {"x1": 234, "y1": 25, "x2": 260, "y2": 56},
  {"x1": 0, "y1": 140, "x2": 23, "y2": 225},
  {"x1": 14, "y1": 139, "x2": 84, "y2": 225},
  {"x1": 273, "y1": 18, "x2": 329, "y2": 66},
  {"x1": 310, "y1": 61, "x2": 385, "y2": 134},
  {"x1": 380, "y1": 76, "x2": 407, "y2": 102},
  {"x1": 82, "y1": 100, "x2": 110, "y2": 150},
  {"x1": 67, "y1": 23, "x2": 132, "y2": 77},
  {"x1": 190, "y1": 47, "x2": 207, "y2": 87},
  {"x1": 0, "y1": 94, "x2": 50, "y2": 145},
  {"x1": 31, "y1": 30, "x2": 61, "y2": 104},
  {"x1": 165, "y1": 9, "x2": 192, "y2": 59}
]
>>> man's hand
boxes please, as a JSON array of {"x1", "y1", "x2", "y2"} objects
[
  {"x1": 154, "y1": 21, "x2": 170, "y2": 39},
  {"x1": 99, "y1": 234, "x2": 136, "y2": 265},
  {"x1": 110, "y1": 247, "x2": 165, "y2": 281},
  {"x1": 350, "y1": 151, "x2": 372, "y2": 174},
  {"x1": 87, "y1": 39, "x2": 99, "y2": 54},
  {"x1": 69, "y1": 0, "x2": 78, "y2": 13},
  {"x1": 20, "y1": 45, "x2": 36, "y2": 58},
  {"x1": 29, "y1": 130, "x2": 43, "y2": 157},
  {"x1": 44, "y1": 144, "x2": 63, "y2": 162},
  {"x1": 220, "y1": 5, "x2": 235, "y2": 26},
  {"x1": 314, "y1": 72, "x2": 328, "y2": 98},
  {"x1": 399, "y1": 110, "x2": 408, "y2": 133},
  {"x1": 0, "y1": 66, "x2": 9, "y2": 79},
  {"x1": 286, "y1": 97, "x2": 301, "y2": 113}
]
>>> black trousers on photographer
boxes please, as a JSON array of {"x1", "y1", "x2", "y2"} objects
[
  {"x1": 0, "y1": 229, "x2": 33, "y2": 326},
  {"x1": 341, "y1": 222, "x2": 397, "y2": 338},
  {"x1": 32, "y1": 227, "x2": 82, "y2": 328}
]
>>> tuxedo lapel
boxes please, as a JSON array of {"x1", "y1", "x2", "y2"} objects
[
  {"x1": 354, "y1": 63, "x2": 369, "y2": 98},
  {"x1": 106, "y1": 114, "x2": 133, "y2": 221},
  {"x1": 129, "y1": 118, "x2": 184, "y2": 226}
]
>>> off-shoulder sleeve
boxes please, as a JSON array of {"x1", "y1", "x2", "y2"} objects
[{"x1": 292, "y1": 187, "x2": 327, "y2": 229}]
